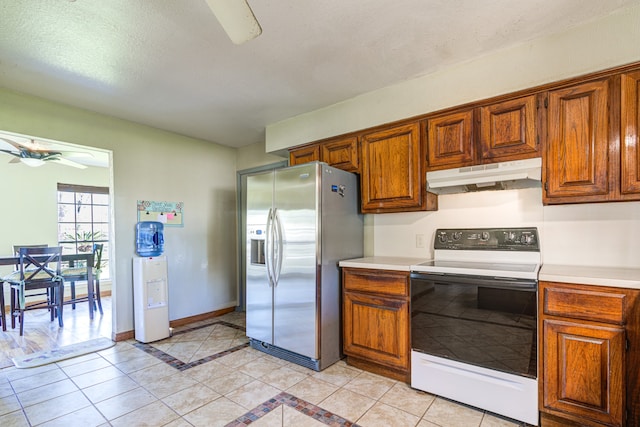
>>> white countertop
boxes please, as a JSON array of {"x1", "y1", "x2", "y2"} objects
[
  {"x1": 339, "y1": 256, "x2": 430, "y2": 272},
  {"x1": 340, "y1": 259, "x2": 640, "y2": 289},
  {"x1": 539, "y1": 264, "x2": 640, "y2": 290}
]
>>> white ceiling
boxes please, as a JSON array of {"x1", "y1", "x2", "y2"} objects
[{"x1": 1, "y1": 0, "x2": 638, "y2": 148}]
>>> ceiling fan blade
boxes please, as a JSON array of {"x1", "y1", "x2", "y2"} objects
[
  {"x1": 0, "y1": 137, "x2": 22, "y2": 152},
  {"x1": 8, "y1": 157, "x2": 21, "y2": 164},
  {"x1": 49, "y1": 157, "x2": 88, "y2": 169},
  {"x1": 205, "y1": 0, "x2": 262, "y2": 45},
  {"x1": 0, "y1": 148, "x2": 21, "y2": 158}
]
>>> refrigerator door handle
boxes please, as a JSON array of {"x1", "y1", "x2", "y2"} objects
[
  {"x1": 265, "y1": 208, "x2": 275, "y2": 287},
  {"x1": 273, "y1": 208, "x2": 284, "y2": 286}
]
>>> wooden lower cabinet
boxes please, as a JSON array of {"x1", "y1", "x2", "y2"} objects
[
  {"x1": 539, "y1": 281, "x2": 640, "y2": 427},
  {"x1": 542, "y1": 319, "x2": 624, "y2": 426},
  {"x1": 342, "y1": 268, "x2": 410, "y2": 382}
]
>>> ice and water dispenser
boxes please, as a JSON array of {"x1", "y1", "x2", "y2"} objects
[
  {"x1": 248, "y1": 226, "x2": 266, "y2": 265},
  {"x1": 133, "y1": 221, "x2": 170, "y2": 343}
]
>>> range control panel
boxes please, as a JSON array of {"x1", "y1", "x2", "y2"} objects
[{"x1": 434, "y1": 227, "x2": 539, "y2": 251}]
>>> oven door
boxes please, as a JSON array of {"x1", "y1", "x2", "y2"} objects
[{"x1": 410, "y1": 272, "x2": 537, "y2": 378}]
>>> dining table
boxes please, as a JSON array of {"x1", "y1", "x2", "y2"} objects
[{"x1": 0, "y1": 253, "x2": 95, "y2": 331}]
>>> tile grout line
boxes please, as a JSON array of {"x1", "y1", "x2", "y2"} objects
[
  {"x1": 224, "y1": 391, "x2": 361, "y2": 427},
  {"x1": 132, "y1": 320, "x2": 249, "y2": 371}
]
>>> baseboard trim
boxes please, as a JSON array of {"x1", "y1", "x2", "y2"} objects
[
  {"x1": 346, "y1": 356, "x2": 410, "y2": 383},
  {"x1": 169, "y1": 306, "x2": 236, "y2": 328},
  {"x1": 113, "y1": 306, "x2": 238, "y2": 342},
  {"x1": 113, "y1": 330, "x2": 134, "y2": 342}
]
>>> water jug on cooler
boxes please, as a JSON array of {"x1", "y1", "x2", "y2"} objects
[{"x1": 136, "y1": 221, "x2": 164, "y2": 257}]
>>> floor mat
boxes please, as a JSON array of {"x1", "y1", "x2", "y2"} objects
[{"x1": 12, "y1": 337, "x2": 115, "y2": 368}]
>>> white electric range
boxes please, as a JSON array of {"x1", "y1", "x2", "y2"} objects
[{"x1": 410, "y1": 227, "x2": 541, "y2": 425}]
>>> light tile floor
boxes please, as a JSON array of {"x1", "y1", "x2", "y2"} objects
[
  {"x1": 0, "y1": 310, "x2": 531, "y2": 426},
  {"x1": 0, "y1": 296, "x2": 112, "y2": 369}
]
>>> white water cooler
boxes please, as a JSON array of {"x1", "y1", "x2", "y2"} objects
[{"x1": 133, "y1": 256, "x2": 170, "y2": 343}]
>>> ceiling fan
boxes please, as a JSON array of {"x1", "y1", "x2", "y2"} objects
[
  {"x1": 0, "y1": 137, "x2": 91, "y2": 169},
  {"x1": 204, "y1": 0, "x2": 262, "y2": 45}
]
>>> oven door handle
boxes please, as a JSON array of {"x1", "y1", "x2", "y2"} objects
[{"x1": 410, "y1": 272, "x2": 537, "y2": 291}]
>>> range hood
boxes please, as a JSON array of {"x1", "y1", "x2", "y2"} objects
[{"x1": 426, "y1": 157, "x2": 542, "y2": 195}]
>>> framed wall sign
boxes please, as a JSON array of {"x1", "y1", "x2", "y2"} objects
[{"x1": 137, "y1": 200, "x2": 184, "y2": 227}]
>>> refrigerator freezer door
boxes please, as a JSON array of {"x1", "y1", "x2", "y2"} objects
[
  {"x1": 273, "y1": 163, "x2": 319, "y2": 359},
  {"x1": 246, "y1": 171, "x2": 274, "y2": 345}
]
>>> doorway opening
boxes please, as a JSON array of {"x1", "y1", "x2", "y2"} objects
[{"x1": 0, "y1": 130, "x2": 114, "y2": 367}]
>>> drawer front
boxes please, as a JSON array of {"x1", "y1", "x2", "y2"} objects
[
  {"x1": 542, "y1": 283, "x2": 626, "y2": 324},
  {"x1": 343, "y1": 268, "x2": 409, "y2": 297}
]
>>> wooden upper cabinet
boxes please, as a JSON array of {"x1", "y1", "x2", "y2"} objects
[
  {"x1": 289, "y1": 137, "x2": 359, "y2": 172},
  {"x1": 289, "y1": 144, "x2": 320, "y2": 166},
  {"x1": 621, "y1": 71, "x2": 640, "y2": 196},
  {"x1": 426, "y1": 109, "x2": 474, "y2": 169},
  {"x1": 321, "y1": 136, "x2": 359, "y2": 172},
  {"x1": 544, "y1": 78, "x2": 611, "y2": 203},
  {"x1": 360, "y1": 122, "x2": 430, "y2": 213},
  {"x1": 479, "y1": 94, "x2": 540, "y2": 162}
]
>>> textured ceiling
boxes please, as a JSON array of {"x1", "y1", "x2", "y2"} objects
[{"x1": 0, "y1": 0, "x2": 638, "y2": 148}]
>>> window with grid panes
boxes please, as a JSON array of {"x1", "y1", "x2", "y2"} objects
[{"x1": 57, "y1": 183, "x2": 110, "y2": 280}]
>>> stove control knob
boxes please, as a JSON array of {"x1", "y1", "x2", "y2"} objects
[
  {"x1": 505, "y1": 231, "x2": 516, "y2": 242},
  {"x1": 480, "y1": 231, "x2": 490, "y2": 241},
  {"x1": 452, "y1": 231, "x2": 462, "y2": 241},
  {"x1": 438, "y1": 233, "x2": 448, "y2": 244},
  {"x1": 520, "y1": 234, "x2": 534, "y2": 245}
]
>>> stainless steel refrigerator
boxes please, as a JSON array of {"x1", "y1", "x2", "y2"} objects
[{"x1": 246, "y1": 162, "x2": 363, "y2": 371}]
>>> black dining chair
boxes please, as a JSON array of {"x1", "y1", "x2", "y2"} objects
[
  {"x1": 1, "y1": 245, "x2": 49, "y2": 331},
  {"x1": 6, "y1": 246, "x2": 65, "y2": 336},
  {"x1": 60, "y1": 243, "x2": 104, "y2": 315}
]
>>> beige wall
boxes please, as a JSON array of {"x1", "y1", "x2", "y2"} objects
[
  {"x1": 236, "y1": 140, "x2": 287, "y2": 172},
  {"x1": 0, "y1": 88, "x2": 238, "y2": 336}
]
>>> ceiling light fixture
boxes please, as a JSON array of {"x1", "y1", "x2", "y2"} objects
[{"x1": 204, "y1": 0, "x2": 262, "y2": 45}]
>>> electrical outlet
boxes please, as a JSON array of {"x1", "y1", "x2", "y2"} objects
[{"x1": 416, "y1": 234, "x2": 425, "y2": 248}]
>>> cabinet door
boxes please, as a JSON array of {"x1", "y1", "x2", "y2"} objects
[
  {"x1": 621, "y1": 71, "x2": 640, "y2": 196},
  {"x1": 360, "y1": 122, "x2": 425, "y2": 212},
  {"x1": 479, "y1": 95, "x2": 539, "y2": 162},
  {"x1": 321, "y1": 136, "x2": 359, "y2": 172},
  {"x1": 542, "y1": 319, "x2": 624, "y2": 426},
  {"x1": 544, "y1": 79, "x2": 610, "y2": 203},
  {"x1": 426, "y1": 109, "x2": 474, "y2": 169},
  {"x1": 343, "y1": 291, "x2": 409, "y2": 371},
  {"x1": 289, "y1": 144, "x2": 320, "y2": 166}
]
